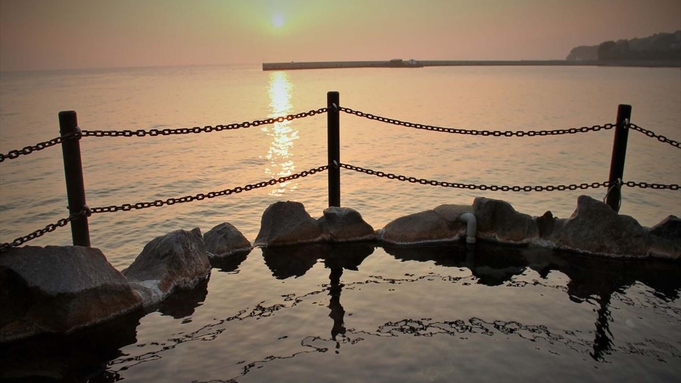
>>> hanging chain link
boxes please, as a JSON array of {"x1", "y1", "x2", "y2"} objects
[
  {"x1": 623, "y1": 181, "x2": 680, "y2": 190},
  {"x1": 90, "y1": 166, "x2": 328, "y2": 214},
  {"x1": 629, "y1": 123, "x2": 681, "y2": 149},
  {"x1": 340, "y1": 163, "x2": 610, "y2": 191},
  {"x1": 0, "y1": 207, "x2": 91, "y2": 253},
  {"x1": 0, "y1": 132, "x2": 79, "y2": 163},
  {"x1": 340, "y1": 163, "x2": 681, "y2": 192},
  {"x1": 339, "y1": 106, "x2": 615, "y2": 137},
  {"x1": 0, "y1": 166, "x2": 328, "y2": 252},
  {"x1": 81, "y1": 108, "x2": 328, "y2": 138}
]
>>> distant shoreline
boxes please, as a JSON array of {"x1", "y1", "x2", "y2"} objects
[{"x1": 262, "y1": 59, "x2": 681, "y2": 71}]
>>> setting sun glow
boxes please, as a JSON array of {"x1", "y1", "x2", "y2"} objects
[{"x1": 271, "y1": 13, "x2": 285, "y2": 28}]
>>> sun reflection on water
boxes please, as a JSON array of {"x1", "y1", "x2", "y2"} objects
[{"x1": 264, "y1": 71, "x2": 298, "y2": 196}]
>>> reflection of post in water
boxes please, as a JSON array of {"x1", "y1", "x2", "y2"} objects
[
  {"x1": 591, "y1": 292, "x2": 614, "y2": 361},
  {"x1": 328, "y1": 267, "x2": 346, "y2": 351}
]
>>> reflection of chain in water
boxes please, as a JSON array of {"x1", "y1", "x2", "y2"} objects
[{"x1": 106, "y1": 271, "x2": 681, "y2": 381}]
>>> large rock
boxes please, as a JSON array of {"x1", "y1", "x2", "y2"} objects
[
  {"x1": 122, "y1": 228, "x2": 210, "y2": 307},
  {"x1": 646, "y1": 215, "x2": 681, "y2": 259},
  {"x1": 649, "y1": 215, "x2": 681, "y2": 240},
  {"x1": 551, "y1": 195, "x2": 648, "y2": 257},
  {"x1": 380, "y1": 204, "x2": 471, "y2": 244},
  {"x1": 473, "y1": 197, "x2": 538, "y2": 244},
  {"x1": 0, "y1": 246, "x2": 142, "y2": 343},
  {"x1": 318, "y1": 207, "x2": 376, "y2": 242},
  {"x1": 204, "y1": 222, "x2": 251, "y2": 257},
  {"x1": 254, "y1": 201, "x2": 323, "y2": 247}
]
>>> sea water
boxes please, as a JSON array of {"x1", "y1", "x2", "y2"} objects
[{"x1": 0, "y1": 65, "x2": 680, "y2": 382}]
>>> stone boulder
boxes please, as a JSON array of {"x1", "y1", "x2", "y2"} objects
[
  {"x1": 318, "y1": 207, "x2": 376, "y2": 242},
  {"x1": 204, "y1": 222, "x2": 251, "y2": 257},
  {"x1": 551, "y1": 195, "x2": 648, "y2": 257},
  {"x1": 473, "y1": 197, "x2": 538, "y2": 244},
  {"x1": 122, "y1": 228, "x2": 210, "y2": 307},
  {"x1": 380, "y1": 204, "x2": 471, "y2": 244},
  {"x1": 0, "y1": 246, "x2": 142, "y2": 343},
  {"x1": 646, "y1": 215, "x2": 681, "y2": 259},
  {"x1": 254, "y1": 201, "x2": 323, "y2": 247},
  {"x1": 649, "y1": 215, "x2": 681, "y2": 240}
]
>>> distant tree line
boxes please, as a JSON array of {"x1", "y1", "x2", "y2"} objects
[{"x1": 566, "y1": 30, "x2": 681, "y2": 62}]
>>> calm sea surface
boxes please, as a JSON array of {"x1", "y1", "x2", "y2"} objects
[{"x1": 1, "y1": 65, "x2": 680, "y2": 382}]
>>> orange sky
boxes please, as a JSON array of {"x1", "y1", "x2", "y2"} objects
[{"x1": 1, "y1": 0, "x2": 680, "y2": 71}]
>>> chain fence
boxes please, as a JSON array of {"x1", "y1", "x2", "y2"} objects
[
  {"x1": 0, "y1": 108, "x2": 327, "y2": 163},
  {"x1": 80, "y1": 108, "x2": 327, "y2": 138},
  {"x1": 0, "y1": 166, "x2": 328, "y2": 252},
  {"x1": 339, "y1": 163, "x2": 681, "y2": 192},
  {"x1": 341, "y1": 106, "x2": 681, "y2": 149},
  {"x1": 0, "y1": 132, "x2": 78, "y2": 163},
  {"x1": 340, "y1": 106, "x2": 618, "y2": 137},
  {"x1": 630, "y1": 123, "x2": 681, "y2": 149},
  {"x1": 2, "y1": 104, "x2": 680, "y2": 251},
  {"x1": 3, "y1": 107, "x2": 679, "y2": 164},
  {"x1": 0, "y1": 208, "x2": 90, "y2": 252}
]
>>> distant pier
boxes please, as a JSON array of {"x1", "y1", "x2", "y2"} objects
[{"x1": 262, "y1": 59, "x2": 680, "y2": 71}]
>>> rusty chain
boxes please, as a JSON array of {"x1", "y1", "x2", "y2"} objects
[
  {"x1": 0, "y1": 166, "x2": 328, "y2": 252},
  {"x1": 340, "y1": 163, "x2": 610, "y2": 191},
  {"x1": 90, "y1": 166, "x2": 328, "y2": 214},
  {"x1": 4, "y1": 107, "x2": 678, "y2": 166},
  {"x1": 339, "y1": 163, "x2": 681, "y2": 192},
  {"x1": 0, "y1": 207, "x2": 91, "y2": 253},
  {"x1": 622, "y1": 181, "x2": 681, "y2": 190},
  {"x1": 80, "y1": 108, "x2": 328, "y2": 138},
  {"x1": 340, "y1": 106, "x2": 617, "y2": 137},
  {"x1": 629, "y1": 123, "x2": 681, "y2": 149},
  {"x1": 0, "y1": 132, "x2": 79, "y2": 163}
]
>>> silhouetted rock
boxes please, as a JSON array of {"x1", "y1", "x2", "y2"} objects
[
  {"x1": 473, "y1": 197, "x2": 538, "y2": 244},
  {"x1": 536, "y1": 211, "x2": 556, "y2": 239},
  {"x1": 647, "y1": 215, "x2": 681, "y2": 259},
  {"x1": 551, "y1": 196, "x2": 648, "y2": 257},
  {"x1": 0, "y1": 246, "x2": 142, "y2": 343},
  {"x1": 204, "y1": 222, "x2": 251, "y2": 257},
  {"x1": 122, "y1": 228, "x2": 210, "y2": 307},
  {"x1": 254, "y1": 201, "x2": 323, "y2": 247},
  {"x1": 0, "y1": 308, "x2": 142, "y2": 382},
  {"x1": 318, "y1": 206, "x2": 376, "y2": 242},
  {"x1": 380, "y1": 205, "x2": 468, "y2": 245},
  {"x1": 649, "y1": 215, "x2": 681, "y2": 240}
]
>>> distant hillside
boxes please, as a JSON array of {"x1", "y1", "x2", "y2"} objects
[{"x1": 566, "y1": 30, "x2": 681, "y2": 63}]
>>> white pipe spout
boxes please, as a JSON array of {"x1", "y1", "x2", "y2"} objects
[{"x1": 459, "y1": 213, "x2": 477, "y2": 244}]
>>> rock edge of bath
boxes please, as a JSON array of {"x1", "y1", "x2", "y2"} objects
[{"x1": 2, "y1": 195, "x2": 678, "y2": 343}]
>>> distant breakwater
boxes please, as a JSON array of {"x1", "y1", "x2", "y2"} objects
[{"x1": 262, "y1": 59, "x2": 681, "y2": 71}]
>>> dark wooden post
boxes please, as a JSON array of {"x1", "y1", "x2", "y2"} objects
[
  {"x1": 605, "y1": 104, "x2": 632, "y2": 212},
  {"x1": 59, "y1": 111, "x2": 90, "y2": 246},
  {"x1": 327, "y1": 91, "x2": 340, "y2": 207}
]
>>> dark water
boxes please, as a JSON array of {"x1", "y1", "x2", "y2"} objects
[{"x1": 2, "y1": 243, "x2": 680, "y2": 382}]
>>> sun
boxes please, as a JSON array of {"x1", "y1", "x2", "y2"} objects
[{"x1": 271, "y1": 13, "x2": 285, "y2": 28}]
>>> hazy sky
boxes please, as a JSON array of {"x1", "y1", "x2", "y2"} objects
[{"x1": 1, "y1": 0, "x2": 680, "y2": 71}]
